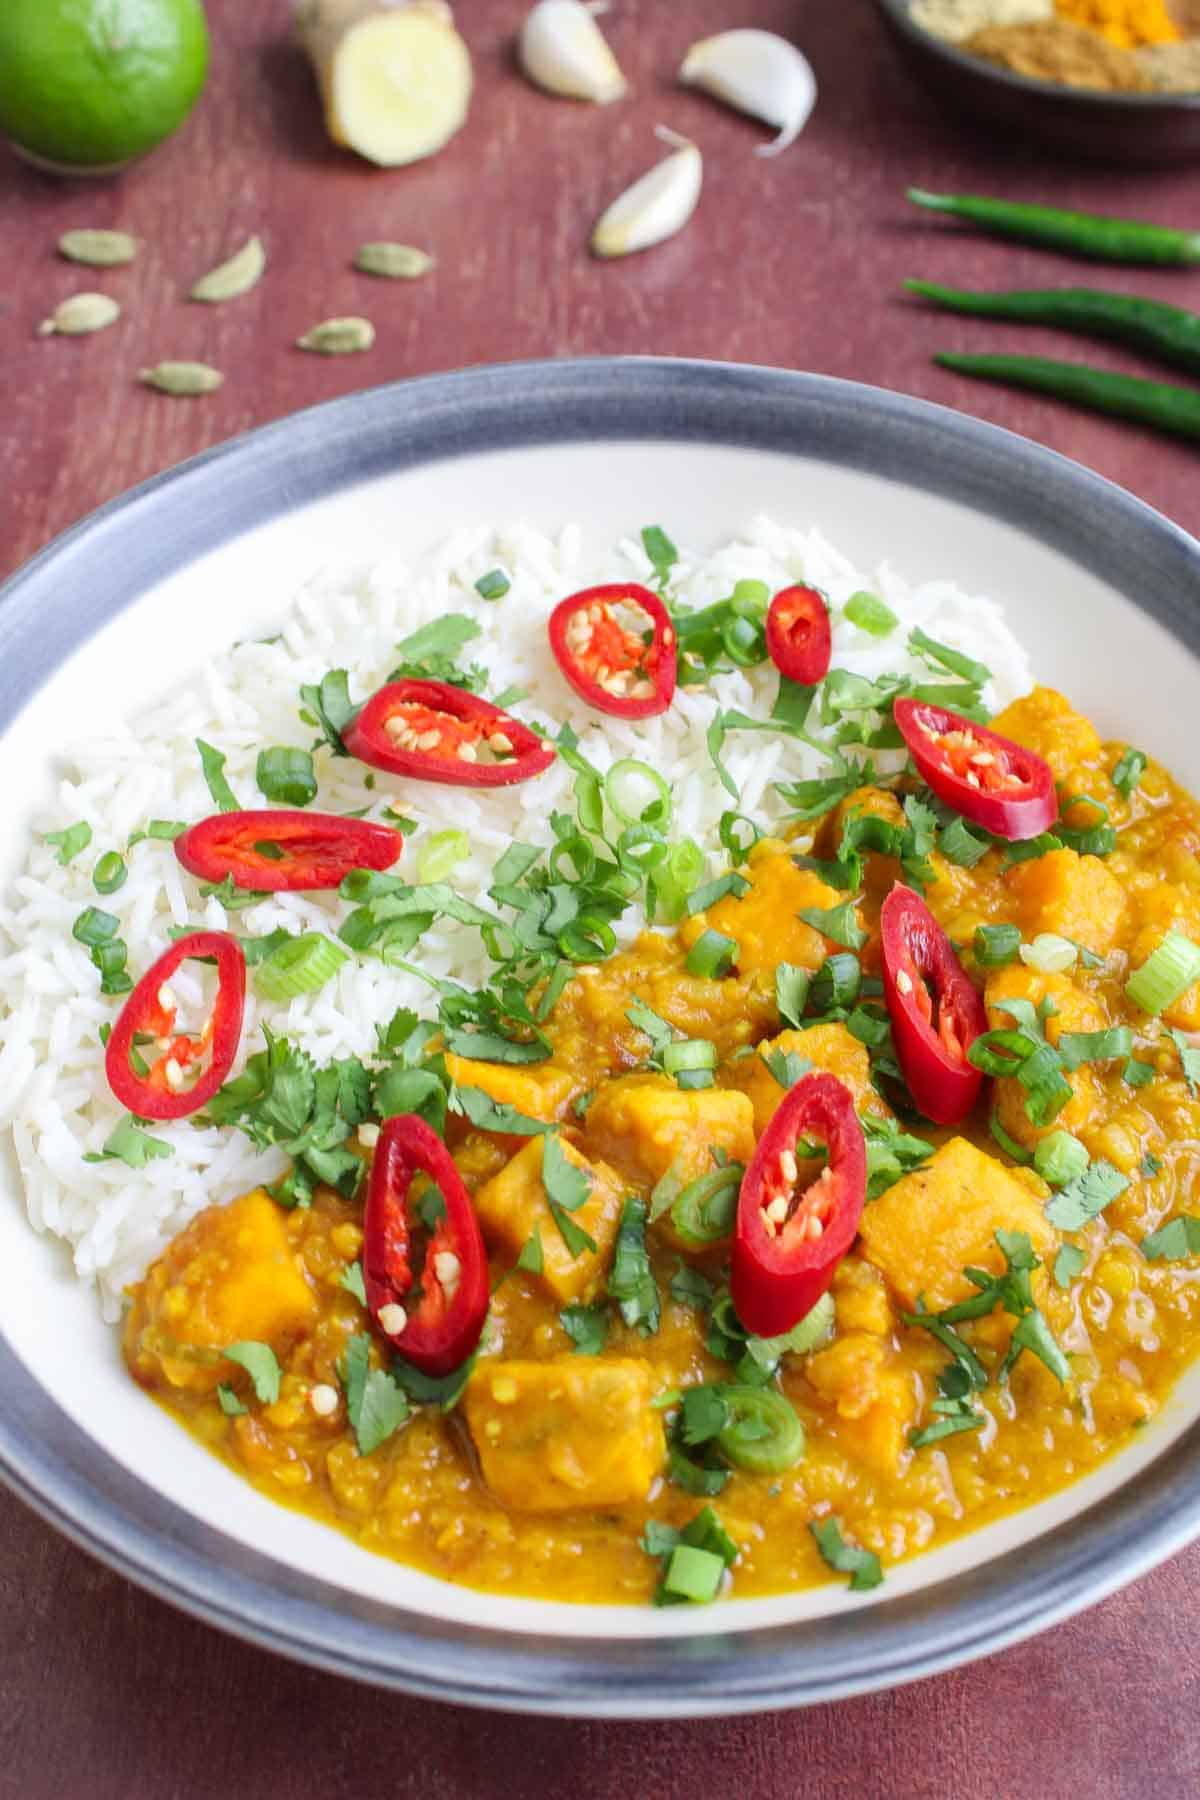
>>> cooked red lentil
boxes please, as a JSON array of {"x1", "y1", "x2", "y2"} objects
[{"x1": 124, "y1": 687, "x2": 1200, "y2": 1606}]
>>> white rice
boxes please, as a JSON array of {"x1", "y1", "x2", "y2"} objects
[{"x1": 0, "y1": 515, "x2": 1032, "y2": 1319}]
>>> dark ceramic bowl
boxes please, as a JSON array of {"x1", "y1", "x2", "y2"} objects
[{"x1": 874, "y1": 0, "x2": 1200, "y2": 162}]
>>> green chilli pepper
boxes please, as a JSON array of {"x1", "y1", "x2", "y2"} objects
[
  {"x1": 908, "y1": 189, "x2": 1200, "y2": 267},
  {"x1": 908, "y1": 280, "x2": 1200, "y2": 380},
  {"x1": 935, "y1": 353, "x2": 1200, "y2": 445}
]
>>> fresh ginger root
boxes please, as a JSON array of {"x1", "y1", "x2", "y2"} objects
[{"x1": 295, "y1": 0, "x2": 472, "y2": 167}]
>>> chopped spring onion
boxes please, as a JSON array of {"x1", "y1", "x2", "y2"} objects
[
  {"x1": 1126, "y1": 930, "x2": 1200, "y2": 1016},
  {"x1": 1033, "y1": 1131, "x2": 1089, "y2": 1189},
  {"x1": 44, "y1": 821, "x2": 92, "y2": 865},
  {"x1": 559, "y1": 916, "x2": 617, "y2": 962},
  {"x1": 663, "y1": 1038, "x2": 718, "y2": 1087},
  {"x1": 974, "y1": 923, "x2": 1021, "y2": 968},
  {"x1": 254, "y1": 932, "x2": 350, "y2": 1002},
  {"x1": 474, "y1": 568, "x2": 510, "y2": 600},
  {"x1": 843, "y1": 589, "x2": 898, "y2": 637},
  {"x1": 654, "y1": 839, "x2": 705, "y2": 922},
  {"x1": 716, "y1": 1385, "x2": 806, "y2": 1475},
  {"x1": 617, "y1": 823, "x2": 669, "y2": 873},
  {"x1": 1111, "y1": 746, "x2": 1146, "y2": 800},
  {"x1": 256, "y1": 746, "x2": 317, "y2": 808},
  {"x1": 604, "y1": 759, "x2": 672, "y2": 830},
  {"x1": 718, "y1": 810, "x2": 762, "y2": 862},
  {"x1": 1019, "y1": 933, "x2": 1077, "y2": 974},
  {"x1": 93, "y1": 852, "x2": 127, "y2": 896},
  {"x1": 661, "y1": 1543, "x2": 726, "y2": 1604},
  {"x1": 672, "y1": 1164, "x2": 743, "y2": 1247},
  {"x1": 685, "y1": 929, "x2": 739, "y2": 979},
  {"x1": 73, "y1": 906, "x2": 119, "y2": 948},
  {"x1": 809, "y1": 953, "x2": 861, "y2": 1014},
  {"x1": 989, "y1": 1115, "x2": 1032, "y2": 1164},
  {"x1": 417, "y1": 828, "x2": 470, "y2": 883}
]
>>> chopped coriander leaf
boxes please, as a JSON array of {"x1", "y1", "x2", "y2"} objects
[
  {"x1": 771, "y1": 676, "x2": 818, "y2": 731},
  {"x1": 844, "y1": 589, "x2": 897, "y2": 637},
  {"x1": 549, "y1": 1203, "x2": 598, "y2": 1259},
  {"x1": 1056, "y1": 1027, "x2": 1133, "y2": 1072},
  {"x1": 777, "y1": 766, "x2": 872, "y2": 822},
  {"x1": 542, "y1": 1132, "x2": 591, "y2": 1216},
  {"x1": 395, "y1": 613, "x2": 481, "y2": 664},
  {"x1": 217, "y1": 1384, "x2": 247, "y2": 1417},
  {"x1": 43, "y1": 821, "x2": 92, "y2": 864},
  {"x1": 798, "y1": 897, "x2": 868, "y2": 952},
  {"x1": 640, "y1": 1520, "x2": 680, "y2": 1557},
  {"x1": 775, "y1": 962, "x2": 811, "y2": 1028},
  {"x1": 808, "y1": 952, "x2": 861, "y2": 1015},
  {"x1": 339, "y1": 1261, "x2": 367, "y2": 1305},
  {"x1": 608, "y1": 1198, "x2": 660, "y2": 1335},
  {"x1": 1111, "y1": 746, "x2": 1147, "y2": 799},
  {"x1": 809, "y1": 1518, "x2": 883, "y2": 1592},
  {"x1": 475, "y1": 568, "x2": 510, "y2": 600},
  {"x1": 670, "y1": 1263, "x2": 716, "y2": 1310},
  {"x1": 560, "y1": 1300, "x2": 609, "y2": 1354},
  {"x1": 861, "y1": 1114, "x2": 935, "y2": 1200},
  {"x1": 973, "y1": 923, "x2": 1021, "y2": 967},
  {"x1": 256, "y1": 746, "x2": 317, "y2": 808},
  {"x1": 764, "y1": 1047, "x2": 811, "y2": 1090},
  {"x1": 299, "y1": 669, "x2": 357, "y2": 755},
  {"x1": 1142, "y1": 1214, "x2": 1200, "y2": 1261},
  {"x1": 83, "y1": 1114, "x2": 173, "y2": 1169},
  {"x1": 909, "y1": 1407, "x2": 984, "y2": 1449},
  {"x1": 517, "y1": 1228, "x2": 544, "y2": 1274},
  {"x1": 224, "y1": 1340, "x2": 282, "y2": 1405},
  {"x1": 128, "y1": 819, "x2": 187, "y2": 847},
  {"x1": 1142, "y1": 1152, "x2": 1163, "y2": 1177},
  {"x1": 391, "y1": 1351, "x2": 478, "y2": 1413},
  {"x1": 1123, "y1": 1057, "x2": 1156, "y2": 1089},
  {"x1": 937, "y1": 814, "x2": 992, "y2": 868},
  {"x1": 196, "y1": 738, "x2": 239, "y2": 813},
  {"x1": 354, "y1": 1368, "x2": 410, "y2": 1455},
  {"x1": 1054, "y1": 1244, "x2": 1087, "y2": 1289},
  {"x1": 1169, "y1": 1028, "x2": 1200, "y2": 1096},
  {"x1": 641, "y1": 524, "x2": 678, "y2": 590},
  {"x1": 450, "y1": 1085, "x2": 552, "y2": 1136}
]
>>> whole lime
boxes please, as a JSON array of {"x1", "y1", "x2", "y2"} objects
[{"x1": 0, "y1": 0, "x2": 210, "y2": 173}]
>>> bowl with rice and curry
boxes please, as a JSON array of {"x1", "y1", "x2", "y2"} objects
[
  {"x1": 876, "y1": 0, "x2": 1200, "y2": 159},
  {"x1": 2, "y1": 358, "x2": 1200, "y2": 1712}
]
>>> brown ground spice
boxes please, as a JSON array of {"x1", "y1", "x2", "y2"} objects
[{"x1": 965, "y1": 16, "x2": 1154, "y2": 83}]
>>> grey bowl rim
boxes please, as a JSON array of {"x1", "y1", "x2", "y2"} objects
[
  {"x1": 873, "y1": 0, "x2": 1200, "y2": 114},
  {"x1": 1, "y1": 354, "x2": 1199, "y2": 1718}
]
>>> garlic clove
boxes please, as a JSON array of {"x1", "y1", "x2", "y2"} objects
[
  {"x1": 679, "y1": 28, "x2": 817, "y2": 157},
  {"x1": 591, "y1": 129, "x2": 702, "y2": 259},
  {"x1": 519, "y1": 0, "x2": 627, "y2": 103}
]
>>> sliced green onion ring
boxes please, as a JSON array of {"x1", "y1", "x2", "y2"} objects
[
  {"x1": 617, "y1": 823, "x2": 669, "y2": 873},
  {"x1": 549, "y1": 834, "x2": 597, "y2": 884},
  {"x1": 718, "y1": 811, "x2": 762, "y2": 862},
  {"x1": 93, "y1": 852, "x2": 127, "y2": 895},
  {"x1": 672, "y1": 1165, "x2": 743, "y2": 1247},
  {"x1": 559, "y1": 916, "x2": 616, "y2": 962},
  {"x1": 1125, "y1": 929, "x2": 1200, "y2": 1016},
  {"x1": 844, "y1": 590, "x2": 898, "y2": 637},
  {"x1": 685, "y1": 930, "x2": 738, "y2": 979},
  {"x1": 416, "y1": 828, "x2": 470, "y2": 882},
  {"x1": 1019, "y1": 933, "x2": 1078, "y2": 974},
  {"x1": 663, "y1": 1039, "x2": 719, "y2": 1078},
  {"x1": 604, "y1": 759, "x2": 673, "y2": 830},
  {"x1": 1033, "y1": 1131, "x2": 1089, "y2": 1188},
  {"x1": 256, "y1": 746, "x2": 317, "y2": 808},
  {"x1": 716, "y1": 1385, "x2": 806, "y2": 1474},
  {"x1": 656, "y1": 839, "x2": 706, "y2": 922},
  {"x1": 254, "y1": 932, "x2": 349, "y2": 1002}
]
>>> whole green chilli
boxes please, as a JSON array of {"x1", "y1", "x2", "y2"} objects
[
  {"x1": 935, "y1": 352, "x2": 1200, "y2": 445},
  {"x1": 907, "y1": 188, "x2": 1200, "y2": 267},
  {"x1": 909, "y1": 281, "x2": 1200, "y2": 379}
]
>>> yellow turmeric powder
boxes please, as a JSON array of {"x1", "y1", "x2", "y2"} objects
[{"x1": 1054, "y1": 0, "x2": 1179, "y2": 48}]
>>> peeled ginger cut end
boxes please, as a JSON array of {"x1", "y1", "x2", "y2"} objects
[{"x1": 325, "y1": 7, "x2": 472, "y2": 167}]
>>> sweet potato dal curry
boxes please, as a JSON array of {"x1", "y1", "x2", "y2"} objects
[{"x1": 123, "y1": 684, "x2": 1200, "y2": 1608}]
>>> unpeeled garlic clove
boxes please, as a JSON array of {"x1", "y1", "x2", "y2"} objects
[
  {"x1": 591, "y1": 129, "x2": 701, "y2": 259},
  {"x1": 519, "y1": 0, "x2": 626, "y2": 103},
  {"x1": 679, "y1": 28, "x2": 816, "y2": 157}
]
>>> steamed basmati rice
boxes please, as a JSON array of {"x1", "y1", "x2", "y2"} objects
[{"x1": 0, "y1": 516, "x2": 1032, "y2": 1318}]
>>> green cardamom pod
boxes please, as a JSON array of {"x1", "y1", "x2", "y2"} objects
[
  {"x1": 58, "y1": 228, "x2": 138, "y2": 267},
  {"x1": 190, "y1": 234, "x2": 266, "y2": 302},
  {"x1": 297, "y1": 316, "x2": 376, "y2": 354},
  {"x1": 139, "y1": 361, "x2": 225, "y2": 396},
  {"x1": 354, "y1": 243, "x2": 435, "y2": 279},
  {"x1": 38, "y1": 293, "x2": 121, "y2": 337}
]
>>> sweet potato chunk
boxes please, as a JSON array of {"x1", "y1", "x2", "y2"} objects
[
  {"x1": 804, "y1": 1331, "x2": 917, "y2": 1477},
  {"x1": 465, "y1": 1358, "x2": 664, "y2": 1511},
  {"x1": 727, "y1": 1022, "x2": 886, "y2": 1136},
  {"x1": 472, "y1": 1135, "x2": 625, "y2": 1304},
  {"x1": 124, "y1": 1189, "x2": 318, "y2": 1394},
  {"x1": 985, "y1": 964, "x2": 1106, "y2": 1147},
  {"x1": 698, "y1": 838, "x2": 854, "y2": 979},
  {"x1": 582, "y1": 1073, "x2": 755, "y2": 1189},
  {"x1": 858, "y1": 1137, "x2": 1056, "y2": 1312},
  {"x1": 1006, "y1": 848, "x2": 1126, "y2": 956},
  {"x1": 442, "y1": 1052, "x2": 574, "y2": 1123},
  {"x1": 991, "y1": 686, "x2": 1102, "y2": 782}
]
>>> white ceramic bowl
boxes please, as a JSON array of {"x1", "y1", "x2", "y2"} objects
[{"x1": 2, "y1": 358, "x2": 1199, "y2": 1715}]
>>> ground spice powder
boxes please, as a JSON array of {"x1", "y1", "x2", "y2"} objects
[
  {"x1": 966, "y1": 16, "x2": 1154, "y2": 82},
  {"x1": 1054, "y1": 0, "x2": 1179, "y2": 46},
  {"x1": 911, "y1": 0, "x2": 1053, "y2": 44}
]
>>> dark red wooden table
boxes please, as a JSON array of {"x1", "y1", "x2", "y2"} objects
[{"x1": 2, "y1": 2, "x2": 1199, "y2": 1793}]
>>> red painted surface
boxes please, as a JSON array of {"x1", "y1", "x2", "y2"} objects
[{"x1": 2, "y1": 3, "x2": 1198, "y2": 1791}]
